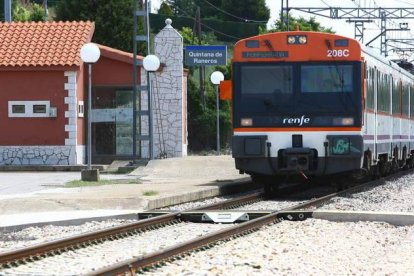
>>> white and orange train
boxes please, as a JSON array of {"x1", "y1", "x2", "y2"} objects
[{"x1": 219, "y1": 31, "x2": 414, "y2": 192}]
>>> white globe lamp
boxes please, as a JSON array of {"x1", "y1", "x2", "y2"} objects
[
  {"x1": 143, "y1": 55, "x2": 160, "y2": 72},
  {"x1": 80, "y1": 43, "x2": 101, "y2": 63},
  {"x1": 80, "y1": 43, "x2": 101, "y2": 178},
  {"x1": 210, "y1": 71, "x2": 225, "y2": 155}
]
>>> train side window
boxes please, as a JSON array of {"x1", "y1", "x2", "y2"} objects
[
  {"x1": 410, "y1": 86, "x2": 414, "y2": 118},
  {"x1": 402, "y1": 82, "x2": 409, "y2": 117},
  {"x1": 392, "y1": 78, "x2": 401, "y2": 115},
  {"x1": 366, "y1": 67, "x2": 375, "y2": 109},
  {"x1": 377, "y1": 73, "x2": 391, "y2": 113}
]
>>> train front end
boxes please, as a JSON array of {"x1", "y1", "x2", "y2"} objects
[{"x1": 229, "y1": 32, "x2": 364, "y2": 181}]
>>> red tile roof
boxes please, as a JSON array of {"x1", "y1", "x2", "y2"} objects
[
  {"x1": 97, "y1": 44, "x2": 142, "y2": 65},
  {"x1": 0, "y1": 21, "x2": 94, "y2": 67}
]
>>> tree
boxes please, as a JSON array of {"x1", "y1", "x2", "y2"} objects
[
  {"x1": 12, "y1": 0, "x2": 46, "y2": 22},
  {"x1": 158, "y1": 1, "x2": 174, "y2": 17},
  {"x1": 166, "y1": 0, "x2": 195, "y2": 16},
  {"x1": 265, "y1": 13, "x2": 333, "y2": 33},
  {"x1": 167, "y1": 0, "x2": 269, "y2": 22},
  {"x1": 29, "y1": 3, "x2": 46, "y2": 21},
  {"x1": 220, "y1": 0, "x2": 269, "y2": 22},
  {"x1": 13, "y1": 2, "x2": 31, "y2": 22},
  {"x1": 54, "y1": 0, "x2": 144, "y2": 53}
]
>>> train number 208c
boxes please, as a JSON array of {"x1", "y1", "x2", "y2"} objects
[{"x1": 327, "y1": 49, "x2": 350, "y2": 57}]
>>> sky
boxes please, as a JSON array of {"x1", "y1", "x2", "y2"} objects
[{"x1": 150, "y1": 0, "x2": 414, "y2": 59}]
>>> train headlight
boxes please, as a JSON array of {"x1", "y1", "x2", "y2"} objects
[
  {"x1": 287, "y1": 35, "x2": 307, "y2": 44},
  {"x1": 287, "y1": 36, "x2": 296, "y2": 44},
  {"x1": 241, "y1": 118, "x2": 253, "y2": 126},
  {"x1": 298, "y1": 36, "x2": 307, "y2": 44},
  {"x1": 333, "y1": 117, "x2": 354, "y2": 126}
]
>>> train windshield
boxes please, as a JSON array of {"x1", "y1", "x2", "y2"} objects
[
  {"x1": 234, "y1": 61, "x2": 362, "y2": 128},
  {"x1": 301, "y1": 65, "x2": 353, "y2": 93}
]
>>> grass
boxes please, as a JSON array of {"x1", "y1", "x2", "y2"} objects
[
  {"x1": 142, "y1": 190, "x2": 159, "y2": 196},
  {"x1": 65, "y1": 179, "x2": 141, "y2": 188}
]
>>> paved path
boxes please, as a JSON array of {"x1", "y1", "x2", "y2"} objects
[
  {"x1": 0, "y1": 155, "x2": 251, "y2": 227},
  {"x1": 0, "y1": 172, "x2": 136, "y2": 196}
]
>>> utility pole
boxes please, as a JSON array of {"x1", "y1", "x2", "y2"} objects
[
  {"x1": 193, "y1": 7, "x2": 205, "y2": 109},
  {"x1": 4, "y1": 0, "x2": 12, "y2": 22},
  {"x1": 286, "y1": 0, "x2": 289, "y2": 31},
  {"x1": 43, "y1": 0, "x2": 48, "y2": 19},
  {"x1": 281, "y1": 0, "x2": 284, "y2": 31},
  {"x1": 133, "y1": 0, "x2": 152, "y2": 160}
]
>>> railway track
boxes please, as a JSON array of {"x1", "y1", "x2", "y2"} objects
[{"x1": 0, "y1": 171, "x2": 406, "y2": 275}]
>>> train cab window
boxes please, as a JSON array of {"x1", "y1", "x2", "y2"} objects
[
  {"x1": 301, "y1": 65, "x2": 353, "y2": 93},
  {"x1": 240, "y1": 65, "x2": 292, "y2": 95}
]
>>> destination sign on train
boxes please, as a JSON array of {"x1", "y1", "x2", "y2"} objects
[
  {"x1": 185, "y1": 45, "x2": 227, "y2": 66},
  {"x1": 242, "y1": 51, "x2": 289, "y2": 58}
]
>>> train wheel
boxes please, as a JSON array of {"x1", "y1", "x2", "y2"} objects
[
  {"x1": 363, "y1": 151, "x2": 375, "y2": 179},
  {"x1": 371, "y1": 165, "x2": 380, "y2": 179},
  {"x1": 391, "y1": 158, "x2": 399, "y2": 173},
  {"x1": 378, "y1": 155, "x2": 389, "y2": 177},
  {"x1": 264, "y1": 182, "x2": 278, "y2": 196},
  {"x1": 409, "y1": 157, "x2": 414, "y2": 169},
  {"x1": 251, "y1": 174, "x2": 279, "y2": 197}
]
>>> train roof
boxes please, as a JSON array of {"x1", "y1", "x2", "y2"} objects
[{"x1": 362, "y1": 44, "x2": 414, "y2": 79}]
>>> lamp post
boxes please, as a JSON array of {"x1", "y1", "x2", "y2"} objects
[
  {"x1": 210, "y1": 71, "x2": 224, "y2": 156},
  {"x1": 142, "y1": 55, "x2": 160, "y2": 159},
  {"x1": 80, "y1": 43, "x2": 100, "y2": 180}
]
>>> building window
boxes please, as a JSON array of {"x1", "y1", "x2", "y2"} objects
[
  {"x1": 78, "y1": 101, "x2": 84, "y2": 117},
  {"x1": 33, "y1": 105, "x2": 47, "y2": 114},
  {"x1": 8, "y1": 101, "x2": 51, "y2": 118},
  {"x1": 12, "y1": 105, "x2": 25, "y2": 114}
]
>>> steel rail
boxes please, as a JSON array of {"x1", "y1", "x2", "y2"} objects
[
  {"x1": 1, "y1": 170, "x2": 406, "y2": 272},
  {"x1": 194, "y1": 182, "x2": 311, "y2": 211},
  {"x1": 192, "y1": 191, "x2": 264, "y2": 210},
  {"x1": 0, "y1": 190, "x2": 264, "y2": 265},
  {"x1": 0, "y1": 213, "x2": 179, "y2": 265},
  {"x1": 89, "y1": 173, "x2": 403, "y2": 275}
]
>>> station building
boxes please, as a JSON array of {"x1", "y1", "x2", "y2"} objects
[{"x1": 0, "y1": 20, "x2": 187, "y2": 165}]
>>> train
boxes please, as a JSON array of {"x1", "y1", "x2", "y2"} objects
[{"x1": 219, "y1": 31, "x2": 414, "y2": 193}]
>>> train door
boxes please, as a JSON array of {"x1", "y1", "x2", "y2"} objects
[{"x1": 373, "y1": 67, "x2": 377, "y2": 159}]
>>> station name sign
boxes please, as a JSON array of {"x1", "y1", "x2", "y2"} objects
[{"x1": 185, "y1": 45, "x2": 227, "y2": 66}]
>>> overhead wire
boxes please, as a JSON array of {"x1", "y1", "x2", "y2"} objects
[
  {"x1": 201, "y1": 0, "x2": 268, "y2": 23},
  {"x1": 320, "y1": 0, "x2": 332, "y2": 7},
  {"x1": 173, "y1": 5, "x2": 243, "y2": 40},
  {"x1": 393, "y1": 0, "x2": 414, "y2": 6}
]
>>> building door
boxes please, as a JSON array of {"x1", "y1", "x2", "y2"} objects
[{"x1": 92, "y1": 87, "x2": 133, "y2": 163}]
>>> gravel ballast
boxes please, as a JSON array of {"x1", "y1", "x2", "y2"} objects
[
  {"x1": 321, "y1": 174, "x2": 414, "y2": 212},
  {"x1": 144, "y1": 219, "x2": 414, "y2": 275},
  {"x1": 0, "y1": 222, "x2": 231, "y2": 275},
  {"x1": 0, "y1": 219, "x2": 137, "y2": 252}
]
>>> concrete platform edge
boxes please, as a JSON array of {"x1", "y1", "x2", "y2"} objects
[
  {"x1": 312, "y1": 210, "x2": 414, "y2": 226},
  {"x1": 146, "y1": 178, "x2": 256, "y2": 210},
  {"x1": 0, "y1": 165, "x2": 107, "y2": 172},
  {"x1": 0, "y1": 213, "x2": 139, "y2": 233}
]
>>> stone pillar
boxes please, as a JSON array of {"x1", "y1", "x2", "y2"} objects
[{"x1": 147, "y1": 18, "x2": 187, "y2": 158}]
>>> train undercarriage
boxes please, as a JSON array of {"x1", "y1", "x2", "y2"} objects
[{"x1": 239, "y1": 147, "x2": 414, "y2": 195}]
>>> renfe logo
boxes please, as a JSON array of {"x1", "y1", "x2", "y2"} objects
[{"x1": 283, "y1": 115, "x2": 310, "y2": 126}]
